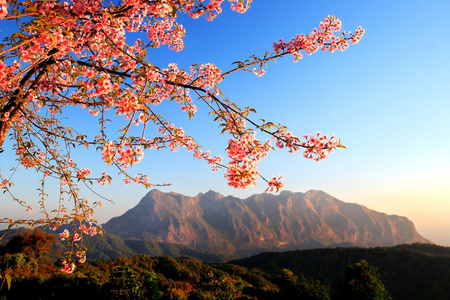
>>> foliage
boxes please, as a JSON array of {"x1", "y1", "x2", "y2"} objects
[
  {"x1": 333, "y1": 260, "x2": 390, "y2": 300},
  {"x1": 0, "y1": 228, "x2": 55, "y2": 261},
  {"x1": 0, "y1": 273, "x2": 11, "y2": 292},
  {"x1": 5, "y1": 228, "x2": 450, "y2": 299},
  {"x1": 0, "y1": 228, "x2": 57, "y2": 283},
  {"x1": 101, "y1": 265, "x2": 145, "y2": 299},
  {"x1": 3, "y1": 243, "x2": 450, "y2": 299},
  {"x1": 230, "y1": 243, "x2": 450, "y2": 300},
  {"x1": 276, "y1": 268, "x2": 330, "y2": 300},
  {"x1": 143, "y1": 270, "x2": 162, "y2": 300},
  {"x1": 0, "y1": 0, "x2": 364, "y2": 267}
]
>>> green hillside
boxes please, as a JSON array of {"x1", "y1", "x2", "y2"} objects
[
  {"x1": 2, "y1": 228, "x2": 450, "y2": 299},
  {"x1": 231, "y1": 243, "x2": 450, "y2": 300}
]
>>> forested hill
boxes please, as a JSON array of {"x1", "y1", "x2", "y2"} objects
[
  {"x1": 2, "y1": 228, "x2": 450, "y2": 299},
  {"x1": 230, "y1": 243, "x2": 450, "y2": 300}
]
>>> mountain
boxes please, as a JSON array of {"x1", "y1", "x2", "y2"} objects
[{"x1": 103, "y1": 189, "x2": 432, "y2": 256}]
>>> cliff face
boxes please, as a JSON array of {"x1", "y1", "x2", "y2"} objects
[{"x1": 103, "y1": 189, "x2": 432, "y2": 255}]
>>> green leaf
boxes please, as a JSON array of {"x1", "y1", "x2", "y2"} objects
[
  {"x1": 6, "y1": 274, "x2": 11, "y2": 291},
  {"x1": 104, "y1": 11, "x2": 113, "y2": 21},
  {"x1": 9, "y1": 32, "x2": 26, "y2": 40}
]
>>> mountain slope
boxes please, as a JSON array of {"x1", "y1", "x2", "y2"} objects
[{"x1": 103, "y1": 189, "x2": 431, "y2": 256}]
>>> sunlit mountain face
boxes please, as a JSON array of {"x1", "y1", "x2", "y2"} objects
[{"x1": 103, "y1": 189, "x2": 432, "y2": 256}]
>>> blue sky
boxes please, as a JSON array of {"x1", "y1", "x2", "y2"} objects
[{"x1": 1, "y1": 1, "x2": 450, "y2": 245}]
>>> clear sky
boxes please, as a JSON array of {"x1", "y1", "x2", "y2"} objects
[{"x1": 1, "y1": 1, "x2": 450, "y2": 245}]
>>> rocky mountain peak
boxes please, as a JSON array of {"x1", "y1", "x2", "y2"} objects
[
  {"x1": 201, "y1": 189, "x2": 225, "y2": 200},
  {"x1": 103, "y1": 189, "x2": 432, "y2": 256}
]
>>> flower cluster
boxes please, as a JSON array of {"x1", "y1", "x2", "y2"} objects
[
  {"x1": 0, "y1": 0, "x2": 364, "y2": 274},
  {"x1": 79, "y1": 223, "x2": 99, "y2": 236},
  {"x1": 57, "y1": 224, "x2": 99, "y2": 270},
  {"x1": 272, "y1": 129, "x2": 341, "y2": 162},
  {"x1": 191, "y1": 63, "x2": 223, "y2": 93},
  {"x1": 76, "y1": 251, "x2": 87, "y2": 263},
  {"x1": 97, "y1": 172, "x2": 110, "y2": 186},
  {"x1": 0, "y1": 111, "x2": 9, "y2": 122},
  {"x1": 101, "y1": 142, "x2": 144, "y2": 169},
  {"x1": 222, "y1": 113, "x2": 247, "y2": 135},
  {"x1": 302, "y1": 132, "x2": 340, "y2": 161},
  {"x1": 59, "y1": 229, "x2": 70, "y2": 241},
  {"x1": 265, "y1": 175, "x2": 284, "y2": 193},
  {"x1": 73, "y1": 233, "x2": 81, "y2": 242},
  {"x1": 230, "y1": 0, "x2": 252, "y2": 13},
  {"x1": 225, "y1": 133, "x2": 271, "y2": 189},
  {"x1": 60, "y1": 261, "x2": 76, "y2": 274},
  {"x1": 0, "y1": 0, "x2": 7, "y2": 19},
  {"x1": 253, "y1": 68, "x2": 265, "y2": 77},
  {"x1": 0, "y1": 61, "x2": 16, "y2": 90},
  {"x1": 76, "y1": 168, "x2": 91, "y2": 179},
  {"x1": 0, "y1": 179, "x2": 9, "y2": 189},
  {"x1": 146, "y1": 15, "x2": 185, "y2": 51},
  {"x1": 201, "y1": 0, "x2": 224, "y2": 21},
  {"x1": 274, "y1": 129, "x2": 298, "y2": 153},
  {"x1": 15, "y1": 147, "x2": 36, "y2": 169},
  {"x1": 273, "y1": 15, "x2": 365, "y2": 62},
  {"x1": 71, "y1": 0, "x2": 102, "y2": 16},
  {"x1": 348, "y1": 26, "x2": 365, "y2": 44}
]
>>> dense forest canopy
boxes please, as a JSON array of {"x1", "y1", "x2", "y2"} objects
[{"x1": 2, "y1": 229, "x2": 450, "y2": 299}]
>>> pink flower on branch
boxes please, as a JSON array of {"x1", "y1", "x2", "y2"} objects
[
  {"x1": 60, "y1": 261, "x2": 75, "y2": 274},
  {"x1": 59, "y1": 229, "x2": 70, "y2": 241},
  {"x1": 76, "y1": 168, "x2": 91, "y2": 179},
  {"x1": 252, "y1": 68, "x2": 265, "y2": 77},
  {"x1": 0, "y1": 179, "x2": 9, "y2": 189},
  {"x1": 225, "y1": 133, "x2": 271, "y2": 189},
  {"x1": 230, "y1": 0, "x2": 252, "y2": 13},
  {"x1": 273, "y1": 15, "x2": 365, "y2": 62},
  {"x1": 0, "y1": 0, "x2": 364, "y2": 273},
  {"x1": 0, "y1": 0, "x2": 7, "y2": 19},
  {"x1": 301, "y1": 132, "x2": 342, "y2": 162},
  {"x1": 265, "y1": 175, "x2": 284, "y2": 193},
  {"x1": 79, "y1": 224, "x2": 99, "y2": 236}
]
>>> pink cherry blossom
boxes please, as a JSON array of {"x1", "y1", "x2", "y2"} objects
[
  {"x1": 0, "y1": 0, "x2": 7, "y2": 19},
  {"x1": 59, "y1": 229, "x2": 70, "y2": 241},
  {"x1": 60, "y1": 261, "x2": 75, "y2": 274},
  {"x1": 265, "y1": 176, "x2": 284, "y2": 193},
  {"x1": 77, "y1": 168, "x2": 92, "y2": 179},
  {"x1": 0, "y1": 0, "x2": 363, "y2": 272}
]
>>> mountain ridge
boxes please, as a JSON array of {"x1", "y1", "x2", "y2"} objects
[{"x1": 103, "y1": 189, "x2": 432, "y2": 256}]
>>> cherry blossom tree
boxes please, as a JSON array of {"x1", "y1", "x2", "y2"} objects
[{"x1": 0, "y1": 0, "x2": 364, "y2": 272}]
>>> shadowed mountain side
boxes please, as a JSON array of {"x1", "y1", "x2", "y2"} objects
[
  {"x1": 80, "y1": 233, "x2": 231, "y2": 262},
  {"x1": 0, "y1": 228, "x2": 231, "y2": 263},
  {"x1": 103, "y1": 189, "x2": 432, "y2": 256}
]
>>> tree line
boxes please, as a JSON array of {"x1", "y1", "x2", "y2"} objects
[{"x1": 0, "y1": 228, "x2": 391, "y2": 300}]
